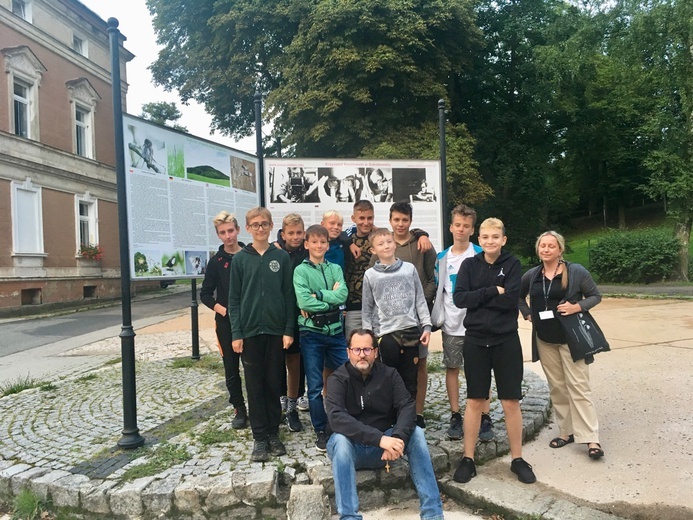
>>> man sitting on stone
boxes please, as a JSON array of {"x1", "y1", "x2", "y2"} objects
[{"x1": 324, "y1": 328, "x2": 444, "y2": 520}]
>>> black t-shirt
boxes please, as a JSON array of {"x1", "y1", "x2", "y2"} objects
[{"x1": 530, "y1": 273, "x2": 567, "y2": 344}]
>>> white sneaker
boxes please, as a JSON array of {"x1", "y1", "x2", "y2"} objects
[{"x1": 297, "y1": 395, "x2": 309, "y2": 412}]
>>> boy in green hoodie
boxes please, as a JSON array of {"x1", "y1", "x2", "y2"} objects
[
  {"x1": 293, "y1": 224, "x2": 349, "y2": 452},
  {"x1": 229, "y1": 207, "x2": 295, "y2": 462}
]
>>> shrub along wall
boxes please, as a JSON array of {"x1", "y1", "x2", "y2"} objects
[{"x1": 590, "y1": 229, "x2": 681, "y2": 283}]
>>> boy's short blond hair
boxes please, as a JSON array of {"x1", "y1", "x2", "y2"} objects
[
  {"x1": 245, "y1": 206, "x2": 272, "y2": 225},
  {"x1": 368, "y1": 227, "x2": 392, "y2": 243},
  {"x1": 322, "y1": 210, "x2": 343, "y2": 223},
  {"x1": 213, "y1": 211, "x2": 239, "y2": 229},
  {"x1": 282, "y1": 213, "x2": 304, "y2": 229},
  {"x1": 478, "y1": 217, "x2": 505, "y2": 235}
]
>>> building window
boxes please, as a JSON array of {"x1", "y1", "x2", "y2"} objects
[
  {"x1": 66, "y1": 78, "x2": 100, "y2": 158},
  {"x1": 3, "y1": 46, "x2": 45, "y2": 141},
  {"x1": 75, "y1": 193, "x2": 98, "y2": 250},
  {"x1": 13, "y1": 79, "x2": 30, "y2": 138},
  {"x1": 72, "y1": 34, "x2": 87, "y2": 57},
  {"x1": 75, "y1": 105, "x2": 91, "y2": 157},
  {"x1": 12, "y1": 0, "x2": 31, "y2": 22},
  {"x1": 11, "y1": 178, "x2": 43, "y2": 255}
]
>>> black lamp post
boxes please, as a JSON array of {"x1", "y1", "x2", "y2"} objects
[
  {"x1": 438, "y1": 99, "x2": 451, "y2": 249},
  {"x1": 254, "y1": 92, "x2": 265, "y2": 206},
  {"x1": 108, "y1": 17, "x2": 145, "y2": 449}
]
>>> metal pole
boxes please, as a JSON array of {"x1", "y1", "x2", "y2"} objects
[
  {"x1": 438, "y1": 99, "x2": 451, "y2": 249},
  {"x1": 108, "y1": 18, "x2": 144, "y2": 449},
  {"x1": 254, "y1": 92, "x2": 265, "y2": 207},
  {"x1": 191, "y1": 279, "x2": 200, "y2": 359}
]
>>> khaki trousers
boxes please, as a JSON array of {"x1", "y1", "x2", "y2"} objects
[{"x1": 537, "y1": 337, "x2": 599, "y2": 444}]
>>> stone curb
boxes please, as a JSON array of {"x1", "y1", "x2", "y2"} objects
[
  {"x1": 440, "y1": 475, "x2": 627, "y2": 520},
  {"x1": 0, "y1": 365, "x2": 552, "y2": 519}
]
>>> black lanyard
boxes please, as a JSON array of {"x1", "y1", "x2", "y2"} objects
[{"x1": 542, "y1": 263, "x2": 561, "y2": 311}]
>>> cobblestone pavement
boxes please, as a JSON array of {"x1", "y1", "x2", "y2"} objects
[{"x1": 0, "y1": 329, "x2": 551, "y2": 519}]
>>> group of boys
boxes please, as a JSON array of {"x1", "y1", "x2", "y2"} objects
[{"x1": 201, "y1": 199, "x2": 536, "y2": 511}]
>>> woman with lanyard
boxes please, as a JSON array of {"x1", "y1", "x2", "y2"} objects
[{"x1": 519, "y1": 231, "x2": 604, "y2": 459}]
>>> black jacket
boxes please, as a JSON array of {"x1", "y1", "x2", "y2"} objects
[
  {"x1": 325, "y1": 361, "x2": 415, "y2": 447},
  {"x1": 199, "y1": 244, "x2": 243, "y2": 322},
  {"x1": 453, "y1": 250, "x2": 521, "y2": 346}
]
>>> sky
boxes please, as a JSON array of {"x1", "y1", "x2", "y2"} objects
[{"x1": 80, "y1": 0, "x2": 257, "y2": 154}]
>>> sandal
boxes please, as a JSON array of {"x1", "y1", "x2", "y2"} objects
[
  {"x1": 549, "y1": 435, "x2": 574, "y2": 448},
  {"x1": 588, "y1": 443, "x2": 604, "y2": 460}
]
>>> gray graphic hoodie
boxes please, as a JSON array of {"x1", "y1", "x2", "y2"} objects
[{"x1": 362, "y1": 258, "x2": 432, "y2": 337}]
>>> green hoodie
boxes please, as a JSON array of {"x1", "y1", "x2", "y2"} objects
[
  {"x1": 293, "y1": 258, "x2": 348, "y2": 335},
  {"x1": 228, "y1": 243, "x2": 295, "y2": 339}
]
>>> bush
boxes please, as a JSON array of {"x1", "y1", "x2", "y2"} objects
[{"x1": 590, "y1": 229, "x2": 680, "y2": 283}]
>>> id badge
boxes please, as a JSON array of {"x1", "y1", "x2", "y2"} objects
[{"x1": 539, "y1": 310, "x2": 554, "y2": 320}]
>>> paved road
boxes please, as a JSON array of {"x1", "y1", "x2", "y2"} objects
[
  {"x1": 0, "y1": 289, "x2": 192, "y2": 357},
  {"x1": 0, "y1": 288, "x2": 195, "y2": 383}
]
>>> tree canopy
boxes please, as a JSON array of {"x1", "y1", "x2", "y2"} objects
[{"x1": 140, "y1": 101, "x2": 188, "y2": 132}]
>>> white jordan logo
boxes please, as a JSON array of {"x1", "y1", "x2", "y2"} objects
[{"x1": 498, "y1": 268, "x2": 504, "y2": 277}]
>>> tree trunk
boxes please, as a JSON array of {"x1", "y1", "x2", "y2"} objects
[
  {"x1": 618, "y1": 200, "x2": 626, "y2": 230},
  {"x1": 674, "y1": 210, "x2": 691, "y2": 282}
]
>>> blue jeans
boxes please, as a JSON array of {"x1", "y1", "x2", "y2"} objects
[
  {"x1": 300, "y1": 330, "x2": 348, "y2": 432},
  {"x1": 327, "y1": 427, "x2": 444, "y2": 520}
]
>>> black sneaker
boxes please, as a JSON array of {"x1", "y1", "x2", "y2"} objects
[
  {"x1": 416, "y1": 414, "x2": 426, "y2": 429},
  {"x1": 453, "y1": 457, "x2": 476, "y2": 483},
  {"x1": 478, "y1": 413, "x2": 495, "y2": 442},
  {"x1": 511, "y1": 457, "x2": 537, "y2": 484},
  {"x1": 268, "y1": 433, "x2": 287, "y2": 456},
  {"x1": 251, "y1": 440, "x2": 269, "y2": 462},
  {"x1": 285, "y1": 409, "x2": 304, "y2": 432},
  {"x1": 447, "y1": 412, "x2": 463, "y2": 440},
  {"x1": 232, "y1": 407, "x2": 248, "y2": 429},
  {"x1": 315, "y1": 431, "x2": 328, "y2": 452}
]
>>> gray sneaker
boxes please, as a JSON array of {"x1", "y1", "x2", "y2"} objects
[
  {"x1": 447, "y1": 412, "x2": 463, "y2": 440},
  {"x1": 297, "y1": 395, "x2": 310, "y2": 412},
  {"x1": 479, "y1": 413, "x2": 495, "y2": 442}
]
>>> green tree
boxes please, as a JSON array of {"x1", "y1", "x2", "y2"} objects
[
  {"x1": 147, "y1": 0, "x2": 481, "y2": 160},
  {"x1": 451, "y1": 0, "x2": 562, "y2": 254},
  {"x1": 140, "y1": 101, "x2": 188, "y2": 132},
  {"x1": 362, "y1": 121, "x2": 492, "y2": 207},
  {"x1": 624, "y1": 0, "x2": 693, "y2": 280}
]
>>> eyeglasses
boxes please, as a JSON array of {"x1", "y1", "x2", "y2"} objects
[
  {"x1": 248, "y1": 221, "x2": 271, "y2": 230},
  {"x1": 349, "y1": 347, "x2": 375, "y2": 356}
]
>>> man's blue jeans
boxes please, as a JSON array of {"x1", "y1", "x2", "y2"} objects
[
  {"x1": 300, "y1": 330, "x2": 348, "y2": 432},
  {"x1": 327, "y1": 427, "x2": 444, "y2": 520}
]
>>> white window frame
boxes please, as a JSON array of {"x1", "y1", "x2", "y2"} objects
[
  {"x1": 72, "y1": 33, "x2": 88, "y2": 58},
  {"x1": 12, "y1": 0, "x2": 32, "y2": 22},
  {"x1": 12, "y1": 78, "x2": 30, "y2": 138},
  {"x1": 74, "y1": 104, "x2": 92, "y2": 158},
  {"x1": 2, "y1": 46, "x2": 45, "y2": 141},
  {"x1": 11, "y1": 178, "x2": 44, "y2": 255},
  {"x1": 75, "y1": 192, "x2": 98, "y2": 253},
  {"x1": 66, "y1": 78, "x2": 100, "y2": 159}
]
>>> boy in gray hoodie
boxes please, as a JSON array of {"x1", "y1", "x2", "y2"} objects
[{"x1": 362, "y1": 228, "x2": 432, "y2": 400}]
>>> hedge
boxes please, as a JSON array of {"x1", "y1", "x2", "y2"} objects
[{"x1": 590, "y1": 229, "x2": 680, "y2": 283}]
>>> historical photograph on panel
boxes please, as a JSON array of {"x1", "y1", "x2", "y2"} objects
[
  {"x1": 231, "y1": 157, "x2": 257, "y2": 193},
  {"x1": 359, "y1": 167, "x2": 394, "y2": 202},
  {"x1": 268, "y1": 166, "x2": 320, "y2": 203},
  {"x1": 392, "y1": 168, "x2": 437, "y2": 202}
]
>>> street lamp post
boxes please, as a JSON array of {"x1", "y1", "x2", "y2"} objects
[
  {"x1": 108, "y1": 17, "x2": 145, "y2": 449},
  {"x1": 438, "y1": 99, "x2": 451, "y2": 249}
]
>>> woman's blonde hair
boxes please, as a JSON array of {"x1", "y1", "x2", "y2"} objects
[{"x1": 536, "y1": 231, "x2": 568, "y2": 289}]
